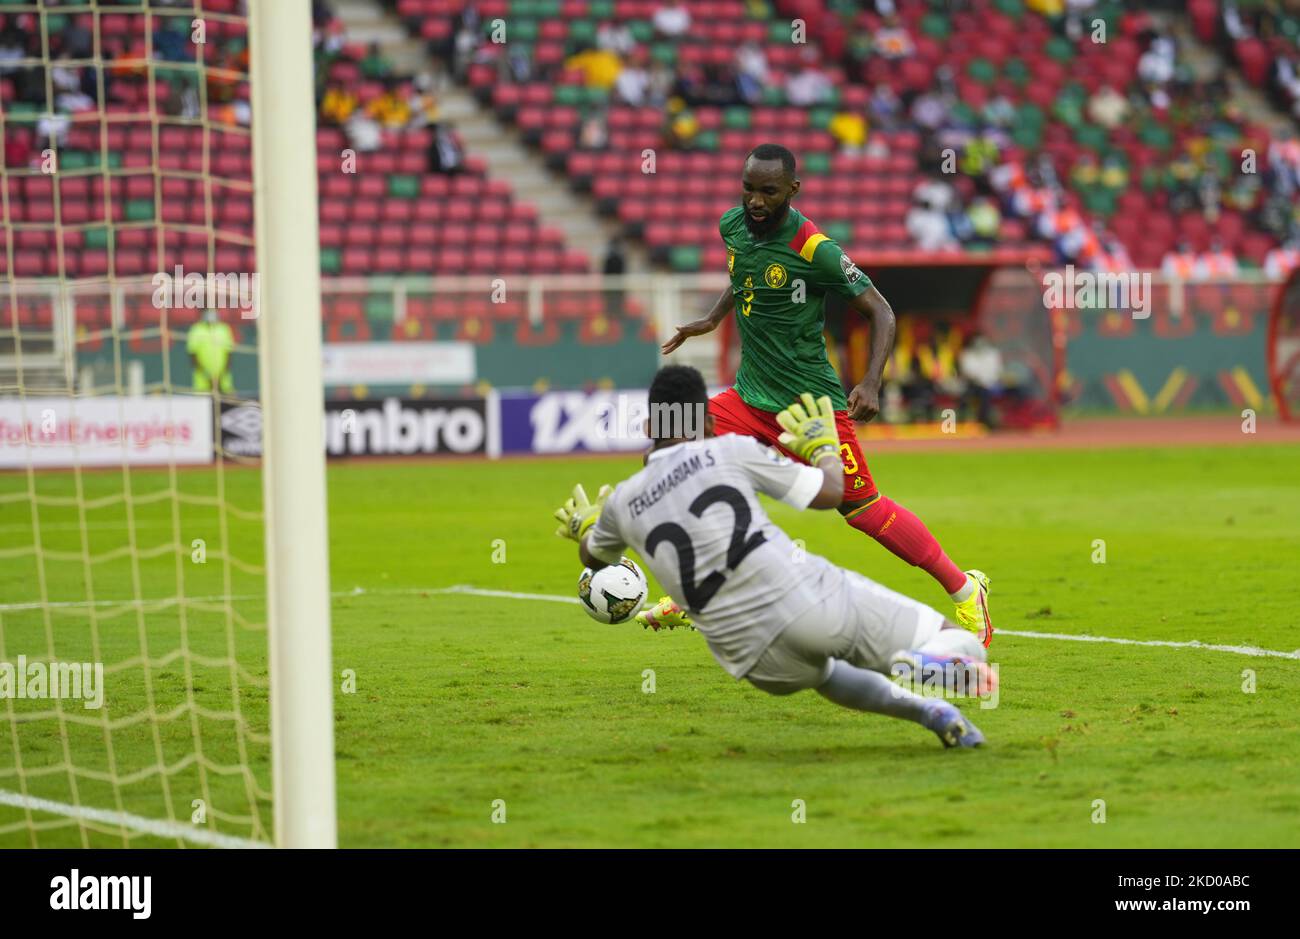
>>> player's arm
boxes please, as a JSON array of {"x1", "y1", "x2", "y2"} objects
[
  {"x1": 661, "y1": 286, "x2": 734, "y2": 355},
  {"x1": 775, "y1": 392, "x2": 847, "y2": 508},
  {"x1": 845, "y1": 284, "x2": 896, "y2": 423},
  {"x1": 577, "y1": 533, "x2": 607, "y2": 571},
  {"x1": 554, "y1": 483, "x2": 620, "y2": 570}
]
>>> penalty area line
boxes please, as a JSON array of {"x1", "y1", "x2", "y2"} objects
[
  {"x1": 0, "y1": 788, "x2": 270, "y2": 849},
  {"x1": 430, "y1": 585, "x2": 1300, "y2": 660}
]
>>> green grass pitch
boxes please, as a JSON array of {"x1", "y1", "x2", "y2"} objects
[{"x1": 2, "y1": 440, "x2": 1299, "y2": 847}]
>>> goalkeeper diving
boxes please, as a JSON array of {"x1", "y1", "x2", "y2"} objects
[{"x1": 555, "y1": 365, "x2": 992, "y2": 748}]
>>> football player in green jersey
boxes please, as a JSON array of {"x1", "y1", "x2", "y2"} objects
[{"x1": 661, "y1": 143, "x2": 993, "y2": 646}]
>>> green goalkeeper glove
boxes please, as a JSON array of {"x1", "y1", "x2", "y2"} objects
[
  {"x1": 553, "y1": 483, "x2": 613, "y2": 542},
  {"x1": 775, "y1": 392, "x2": 841, "y2": 465}
]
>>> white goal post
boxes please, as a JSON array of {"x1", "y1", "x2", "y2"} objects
[{"x1": 248, "y1": 0, "x2": 336, "y2": 848}]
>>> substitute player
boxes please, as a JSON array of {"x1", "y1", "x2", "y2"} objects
[
  {"x1": 554, "y1": 365, "x2": 989, "y2": 749},
  {"x1": 662, "y1": 143, "x2": 993, "y2": 646}
]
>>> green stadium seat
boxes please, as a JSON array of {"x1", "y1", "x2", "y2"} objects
[
  {"x1": 1075, "y1": 123, "x2": 1109, "y2": 153},
  {"x1": 803, "y1": 152, "x2": 831, "y2": 175},
  {"x1": 823, "y1": 221, "x2": 852, "y2": 244},
  {"x1": 651, "y1": 43, "x2": 678, "y2": 67},
  {"x1": 1046, "y1": 37, "x2": 1075, "y2": 64},
  {"x1": 967, "y1": 58, "x2": 997, "y2": 85},
  {"x1": 388, "y1": 175, "x2": 420, "y2": 199},
  {"x1": 808, "y1": 108, "x2": 833, "y2": 130},
  {"x1": 84, "y1": 227, "x2": 110, "y2": 251},
  {"x1": 724, "y1": 107, "x2": 751, "y2": 130},
  {"x1": 511, "y1": 19, "x2": 539, "y2": 42},
  {"x1": 320, "y1": 248, "x2": 341, "y2": 274},
  {"x1": 125, "y1": 199, "x2": 155, "y2": 222},
  {"x1": 669, "y1": 245, "x2": 701, "y2": 272},
  {"x1": 627, "y1": 21, "x2": 653, "y2": 43},
  {"x1": 1011, "y1": 123, "x2": 1043, "y2": 149},
  {"x1": 1003, "y1": 58, "x2": 1030, "y2": 87},
  {"x1": 921, "y1": 13, "x2": 951, "y2": 40},
  {"x1": 366, "y1": 295, "x2": 395, "y2": 320}
]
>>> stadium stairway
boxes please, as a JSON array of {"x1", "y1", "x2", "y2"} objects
[
  {"x1": 1165, "y1": 10, "x2": 1295, "y2": 139},
  {"x1": 332, "y1": 0, "x2": 428, "y2": 73},
  {"x1": 436, "y1": 83, "x2": 650, "y2": 274}
]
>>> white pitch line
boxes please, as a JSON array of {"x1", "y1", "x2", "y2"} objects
[
  {"x1": 995, "y1": 628, "x2": 1300, "y2": 660},
  {"x1": 0, "y1": 788, "x2": 269, "y2": 849},
  {"x1": 5, "y1": 585, "x2": 1296, "y2": 660},
  {"x1": 429, "y1": 585, "x2": 1300, "y2": 660}
]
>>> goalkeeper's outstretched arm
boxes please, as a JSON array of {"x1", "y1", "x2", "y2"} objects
[
  {"x1": 805, "y1": 449, "x2": 848, "y2": 509},
  {"x1": 777, "y1": 392, "x2": 847, "y2": 510}
]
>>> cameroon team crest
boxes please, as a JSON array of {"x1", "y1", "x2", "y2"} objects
[{"x1": 764, "y1": 263, "x2": 788, "y2": 288}]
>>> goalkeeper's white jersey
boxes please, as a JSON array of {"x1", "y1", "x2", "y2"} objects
[{"x1": 586, "y1": 433, "x2": 851, "y2": 678}]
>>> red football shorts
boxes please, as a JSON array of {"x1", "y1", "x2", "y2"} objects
[{"x1": 707, "y1": 387, "x2": 878, "y2": 505}]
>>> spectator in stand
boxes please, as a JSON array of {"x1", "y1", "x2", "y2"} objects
[
  {"x1": 910, "y1": 89, "x2": 952, "y2": 132},
  {"x1": 652, "y1": 1, "x2": 691, "y2": 39},
  {"x1": 1063, "y1": 0, "x2": 1098, "y2": 42},
  {"x1": 407, "y1": 74, "x2": 440, "y2": 128},
  {"x1": 615, "y1": 51, "x2": 650, "y2": 106},
  {"x1": 427, "y1": 123, "x2": 465, "y2": 175},
  {"x1": 874, "y1": 14, "x2": 914, "y2": 59},
  {"x1": 1161, "y1": 240, "x2": 1198, "y2": 280},
  {"x1": 564, "y1": 44, "x2": 621, "y2": 91},
  {"x1": 829, "y1": 110, "x2": 867, "y2": 155},
  {"x1": 700, "y1": 64, "x2": 742, "y2": 107},
  {"x1": 0, "y1": 24, "x2": 25, "y2": 77},
  {"x1": 360, "y1": 42, "x2": 393, "y2": 80},
  {"x1": 735, "y1": 42, "x2": 769, "y2": 106},
  {"x1": 966, "y1": 197, "x2": 1001, "y2": 249},
  {"x1": 578, "y1": 108, "x2": 609, "y2": 150},
  {"x1": 663, "y1": 98, "x2": 700, "y2": 150},
  {"x1": 596, "y1": 20, "x2": 635, "y2": 57},
  {"x1": 1265, "y1": 241, "x2": 1300, "y2": 280},
  {"x1": 1196, "y1": 239, "x2": 1239, "y2": 280},
  {"x1": 1087, "y1": 84, "x2": 1130, "y2": 129},
  {"x1": 982, "y1": 95, "x2": 1016, "y2": 129},
  {"x1": 906, "y1": 180, "x2": 959, "y2": 252},
  {"x1": 785, "y1": 49, "x2": 833, "y2": 107},
  {"x1": 366, "y1": 80, "x2": 412, "y2": 129},
  {"x1": 869, "y1": 83, "x2": 903, "y2": 130},
  {"x1": 602, "y1": 238, "x2": 626, "y2": 317},
  {"x1": 452, "y1": 15, "x2": 482, "y2": 81},
  {"x1": 344, "y1": 109, "x2": 381, "y2": 152},
  {"x1": 957, "y1": 332, "x2": 1004, "y2": 427},
  {"x1": 646, "y1": 60, "x2": 674, "y2": 107},
  {"x1": 320, "y1": 83, "x2": 358, "y2": 125}
]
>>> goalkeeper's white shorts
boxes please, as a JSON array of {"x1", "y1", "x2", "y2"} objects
[{"x1": 744, "y1": 570, "x2": 946, "y2": 695}]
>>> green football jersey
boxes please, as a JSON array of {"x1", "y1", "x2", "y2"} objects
[{"x1": 719, "y1": 205, "x2": 871, "y2": 412}]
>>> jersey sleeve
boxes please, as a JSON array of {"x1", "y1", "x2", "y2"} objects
[
  {"x1": 808, "y1": 238, "x2": 871, "y2": 300},
  {"x1": 585, "y1": 484, "x2": 628, "y2": 565},
  {"x1": 734, "y1": 436, "x2": 825, "y2": 510}
]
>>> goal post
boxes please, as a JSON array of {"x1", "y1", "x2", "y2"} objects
[{"x1": 248, "y1": 0, "x2": 336, "y2": 849}]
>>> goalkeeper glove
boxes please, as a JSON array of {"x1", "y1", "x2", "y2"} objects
[
  {"x1": 553, "y1": 483, "x2": 613, "y2": 542},
  {"x1": 775, "y1": 392, "x2": 841, "y2": 465}
]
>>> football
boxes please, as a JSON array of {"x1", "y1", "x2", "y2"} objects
[{"x1": 577, "y1": 557, "x2": 648, "y2": 624}]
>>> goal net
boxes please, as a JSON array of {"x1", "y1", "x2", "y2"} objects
[{"x1": 0, "y1": 0, "x2": 333, "y2": 848}]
